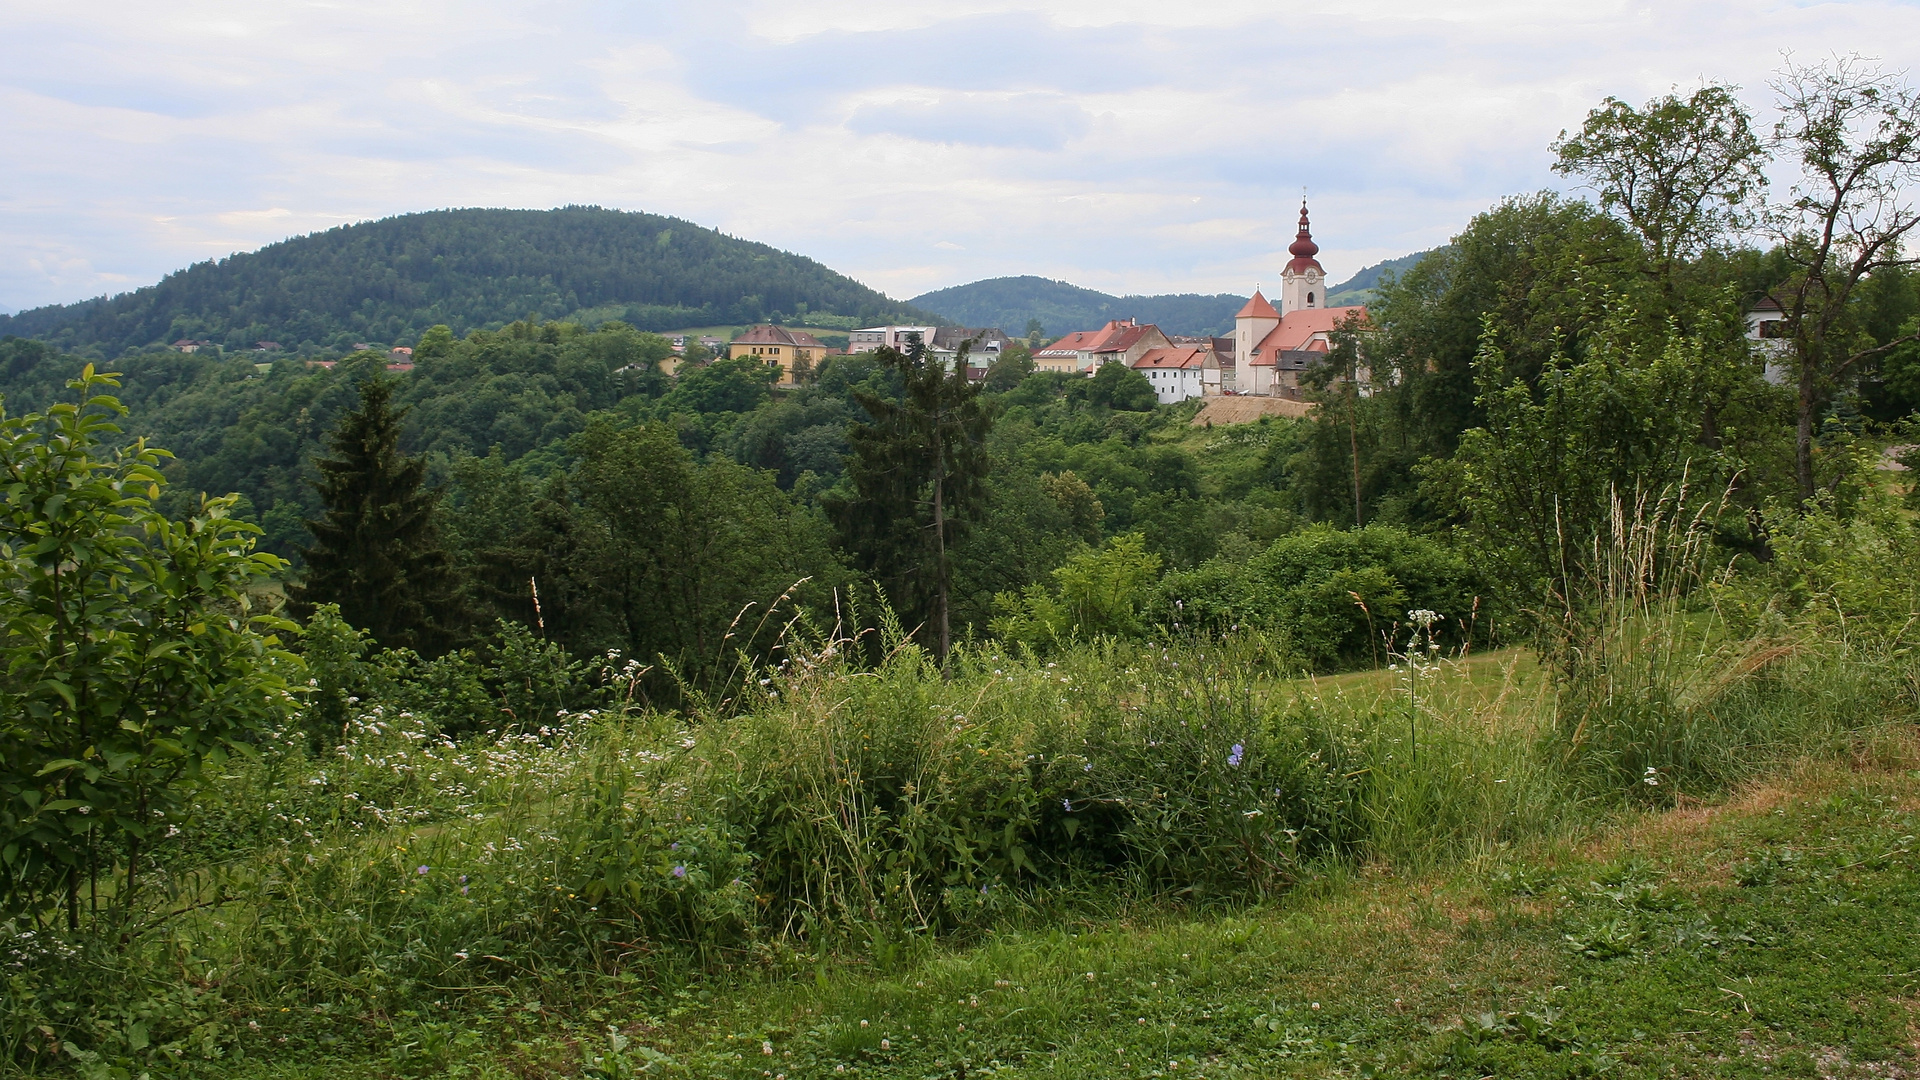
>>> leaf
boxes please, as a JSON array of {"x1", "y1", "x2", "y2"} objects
[
  {"x1": 36, "y1": 679, "x2": 76, "y2": 709},
  {"x1": 34, "y1": 759, "x2": 85, "y2": 777}
]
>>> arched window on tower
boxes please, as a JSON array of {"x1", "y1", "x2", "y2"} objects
[{"x1": 1307, "y1": 292, "x2": 1316, "y2": 306}]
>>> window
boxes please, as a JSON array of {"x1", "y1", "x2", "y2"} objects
[{"x1": 1307, "y1": 292, "x2": 1315, "y2": 306}]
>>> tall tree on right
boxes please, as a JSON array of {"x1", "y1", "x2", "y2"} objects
[
  {"x1": 832, "y1": 336, "x2": 992, "y2": 663},
  {"x1": 295, "y1": 377, "x2": 458, "y2": 652},
  {"x1": 1769, "y1": 55, "x2": 1920, "y2": 500},
  {"x1": 1551, "y1": 83, "x2": 1769, "y2": 312}
]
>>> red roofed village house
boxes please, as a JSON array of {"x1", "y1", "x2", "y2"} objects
[
  {"x1": 1134, "y1": 345, "x2": 1219, "y2": 403},
  {"x1": 1033, "y1": 319, "x2": 1173, "y2": 374}
]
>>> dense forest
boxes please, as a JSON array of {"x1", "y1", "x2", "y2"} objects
[{"x1": 0, "y1": 207, "x2": 938, "y2": 357}]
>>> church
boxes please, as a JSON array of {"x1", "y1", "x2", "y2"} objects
[{"x1": 1229, "y1": 202, "x2": 1367, "y2": 396}]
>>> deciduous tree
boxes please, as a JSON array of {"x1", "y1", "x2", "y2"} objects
[{"x1": 1767, "y1": 55, "x2": 1920, "y2": 499}]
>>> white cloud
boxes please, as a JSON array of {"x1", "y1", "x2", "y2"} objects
[{"x1": 5, "y1": 0, "x2": 1920, "y2": 311}]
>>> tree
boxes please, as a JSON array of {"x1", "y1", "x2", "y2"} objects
[
  {"x1": 1767, "y1": 56, "x2": 1920, "y2": 499},
  {"x1": 570, "y1": 418, "x2": 837, "y2": 682},
  {"x1": 984, "y1": 344, "x2": 1036, "y2": 391},
  {"x1": 295, "y1": 377, "x2": 459, "y2": 651},
  {"x1": 832, "y1": 341, "x2": 993, "y2": 662},
  {"x1": 1301, "y1": 310, "x2": 1375, "y2": 526},
  {"x1": 1077, "y1": 360, "x2": 1157, "y2": 411},
  {"x1": 1552, "y1": 84, "x2": 1768, "y2": 304},
  {"x1": 0, "y1": 368, "x2": 297, "y2": 928}
]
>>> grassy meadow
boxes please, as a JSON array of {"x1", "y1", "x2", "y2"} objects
[{"x1": 12, "y1": 556, "x2": 1917, "y2": 1079}]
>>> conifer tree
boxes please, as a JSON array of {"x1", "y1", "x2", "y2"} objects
[
  {"x1": 294, "y1": 378, "x2": 458, "y2": 651},
  {"x1": 832, "y1": 335, "x2": 992, "y2": 662}
]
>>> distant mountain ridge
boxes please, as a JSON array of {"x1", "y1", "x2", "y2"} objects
[
  {"x1": 913, "y1": 252, "x2": 1438, "y2": 340},
  {"x1": 0, "y1": 206, "x2": 937, "y2": 358}
]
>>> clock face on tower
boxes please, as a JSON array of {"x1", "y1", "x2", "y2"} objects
[{"x1": 1307, "y1": 270, "x2": 1319, "y2": 283}]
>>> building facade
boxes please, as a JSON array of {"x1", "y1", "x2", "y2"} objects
[{"x1": 729, "y1": 325, "x2": 831, "y2": 385}]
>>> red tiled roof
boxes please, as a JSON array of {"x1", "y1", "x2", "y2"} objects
[
  {"x1": 1235, "y1": 290, "x2": 1280, "y2": 320},
  {"x1": 1247, "y1": 306, "x2": 1367, "y2": 364},
  {"x1": 1036, "y1": 320, "x2": 1159, "y2": 356},
  {"x1": 1036, "y1": 328, "x2": 1108, "y2": 356},
  {"x1": 1133, "y1": 346, "x2": 1210, "y2": 370}
]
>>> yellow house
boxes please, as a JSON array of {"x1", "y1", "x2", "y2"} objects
[{"x1": 728, "y1": 325, "x2": 831, "y2": 385}]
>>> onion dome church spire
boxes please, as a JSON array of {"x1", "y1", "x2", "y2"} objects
[{"x1": 1279, "y1": 199, "x2": 1325, "y2": 314}]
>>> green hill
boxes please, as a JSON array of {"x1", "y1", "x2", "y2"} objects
[
  {"x1": 1325, "y1": 248, "x2": 1442, "y2": 306},
  {"x1": 0, "y1": 206, "x2": 936, "y2": 357},
  {"x1": 909, "y1": 276, "x2": 1247, "y2": 338}
]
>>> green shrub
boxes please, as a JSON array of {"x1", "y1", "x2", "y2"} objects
[{"x1": 1158, "y1": 524, "x2": 1487, "y2": 669}]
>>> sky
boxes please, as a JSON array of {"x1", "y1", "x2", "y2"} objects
[{"x1": 6, "y1": 1, "x2": 1920, "y2": 315}]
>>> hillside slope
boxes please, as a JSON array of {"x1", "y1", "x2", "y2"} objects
[
  {"x1": 911, "y1": 276, "x2": 1246, "y2": 337},
  {"x1": 1326, "y1": 248, "x2": 1441, "y2": 306},
  {"x1": 0, "y1": 206, "x2": 935, "y2": 357}
]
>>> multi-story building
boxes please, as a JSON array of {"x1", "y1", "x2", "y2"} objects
[{"x1": 728, "y1": 325, "x2": 831, "y2": 385}]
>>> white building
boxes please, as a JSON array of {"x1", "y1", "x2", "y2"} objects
[
  {"x1": 1747, "y1": 296, "x2": 1792, "y2": 385},
  {"x1": 1033, "y1": 319, "x2": 1172, "y2": 373},
  {"x1": 928, "y1": 326, "x2": 1009, "y2": 371},
  {"x1": 1132, "y1": 345, "x2": 1218, "y2": 403},
  {"x1": 848, "y1": 325, "x2": 939, "y2": 354}
]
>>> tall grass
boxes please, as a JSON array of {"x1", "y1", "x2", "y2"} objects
[{"x1": 1540, "y1": 487, "x2": 1917, "y2": 806}]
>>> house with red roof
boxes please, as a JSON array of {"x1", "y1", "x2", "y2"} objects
[
  {"x1": 1232, "y1": 201, "x2": 1369, "y2": 396},
  {"x1": 1033, "y1": 318, "x2": 1172, "y2": 374},
  {"x1": 1132, "y1": 345, "x2": 1218, "y2": 403}
]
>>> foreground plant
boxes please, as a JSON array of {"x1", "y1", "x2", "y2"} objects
[{"x1": 0, "y1": 367, "x2": 299, "y2": 930}]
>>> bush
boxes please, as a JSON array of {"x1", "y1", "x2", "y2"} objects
[
  {"x1": 0, "y1": 369, "x2": 299, "y2": 929},
  {"x1": 1158, "y1": 524, "x2": 1487, "y2": 670}
]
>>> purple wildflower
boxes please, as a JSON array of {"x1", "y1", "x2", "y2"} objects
[
  {"x1": 1227, "y1": 744, "x2": 1244, "y2": 767},
  {"x1": 672, "y1": 865, "x2": 687, "y2": 878},
  {"x1": 417, "y1": 865, "x2": 430, "y2": 875}
]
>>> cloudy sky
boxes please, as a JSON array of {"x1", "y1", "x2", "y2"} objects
[{"x1": 5, "y1": 1, "x2": 1920, "y2": 314}]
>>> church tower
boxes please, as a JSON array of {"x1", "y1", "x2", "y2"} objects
[{"x1": 1278, "y1": 200, "x2": 1324, "y2": 315}]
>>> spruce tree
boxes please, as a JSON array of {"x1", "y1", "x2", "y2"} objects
[
  {"x1": 295, "y1": 378, "x2": 458, "y2": 651},
  {"x1": 832, "y1": 335, "x2": 992, "y2": 662}
]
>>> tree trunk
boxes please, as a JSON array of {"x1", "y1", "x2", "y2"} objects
[
  {"x1": 1796, "y1": 359, "x2": 1817, "y2": 501},
  {"x1": 933, "y1": 403, "x2": 951, "y2": 670},
  {"x1": 1348, "y1": 391, "x2": 1365, "y2": 528}
]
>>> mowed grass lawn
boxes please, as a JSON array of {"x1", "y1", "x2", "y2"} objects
[{"x1": 236, "y1": 732, "x2": 1920, "y2": 1080}]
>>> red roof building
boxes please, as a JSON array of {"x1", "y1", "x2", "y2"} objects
[
  {"x1": 1132, "y1": 344, "x2": 1220, "y2": 403},
  {"x1": 1034, "y1": 318, "x2": 1172, "y2": 373}
]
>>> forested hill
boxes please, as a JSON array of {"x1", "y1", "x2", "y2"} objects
[
  {"x1": 0, "y1": 206, "x2": 937, "y2": 358},
  {"x1": 910, "y1": 277, "x2": 1247, "y2": 337},
  {"x1": 1325, "y1": 249, "x2": 1441, "y2": 306}
]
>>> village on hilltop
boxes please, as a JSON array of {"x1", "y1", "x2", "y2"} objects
[{"x1": 695, "y1": 201, "x2": 1367, "y2": 406}]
